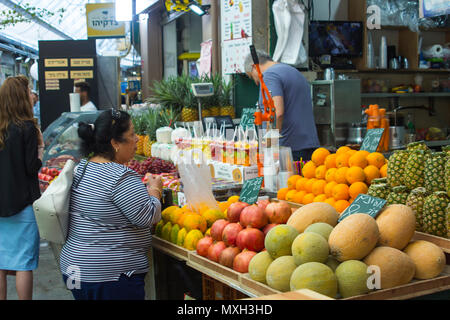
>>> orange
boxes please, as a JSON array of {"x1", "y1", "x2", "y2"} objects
[
  {"x1": 312, "y1": 148, "x2": 331, "y2": 166},
  {"x1": 293, "y1": 190, "x2": 307, "y2": 204},
  {"x1": 364, "y1": 165, "x2": 381, "y2": 184},
  {"x1": 325, "y1": 168, "x2": 338, "y2": 183},
  {"x1": 332, "y1": 184, "x2": 350, "y2": 201},
  {"x1": 324, "y1": 181, "x2": 338, "y2": 198},
  {"x1": 302, "y1": 161, "x2": 317, "y2": 179},
  {"x1": 346, "y1": 149, "x2": 358, "y2": 157},
  {"x1": 312, "y1": 179, "x2": 327, "y2": 196},
  {"x1": 349, "y1": 198, "x2": 355, "y2": 204},
  {"x1": 313, "y1": 194, "x2": 328, "y2": 203},
  {"x1": 334, "y1": 200, "x2": 350, "y2": 214},
  {"x1": 183, "y1": 214, "x2": 207, "y2": 233},
  {"x1": 346, "y1": 166, "x2": 366, "y2": 184},
  {"x1": 218, "y1": 201, "x2": 230, "y2": 213},
  {"x1": 325, "y1": 197, "x2": 336, "y2": 207},
  {"x1": 295, "y1": 177, "x2": 308, "y2": 191},
  {"x1": 336, "y1": 153, "x2": 351, "y2": 168},
  {"x1": 315, "y1": 165, "x2": 327, "y2": 179},
  {"x1": 348, "y1": 151, "x2": 368, "y2": 168},
  {"x1": 305, "y1": 178, "x2": 317, "y2": 193},
  {"x1": 228, "y1": 195, "x2": 240, "y2": 203},
  {"x1": 324, "y1": 153, "x2": 337, "y2": 169},
  {"x1": 288, "y1": 175, "x2": 301, "y2": 190},
  {"x1": 335, "y1": 167, "x2": 349, "y2": 184},
  {"x1": 349, "y1": 181, "x2": 368, "y2": 199},
  {"x1": 336, "y1": 146, "x2": 351, "y2": 155},
  {"x1": 302, "y1": 193, "x2": 315, "y2": 205},
  {"x1": 366, "y1": 152, "x2": 386, "y2": 169},
  {"x1": 286, "y1": 190, "x2": 298, "y2": 202},
  {"x1": 357, "y1": 150, "x2": 370, "y2": 158},
  {"x1": 380, "y1": 163, "x2": 388, "y2": 178},
  {"x1": 277, "y1": 188, "x2": 289, "y2": 200},
  {"x1": 170, "y1": 208, "x2": 184, "y2": 225}
]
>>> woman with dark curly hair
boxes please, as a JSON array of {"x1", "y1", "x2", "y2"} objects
[
  {"x1": 0, "y1": 75, "x2": 43, "y2": 300},
  {"x1": 60, "y1": 109, "x2": 162, "y2": 300}
]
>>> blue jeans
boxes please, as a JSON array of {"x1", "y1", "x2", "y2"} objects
[{"x1": 62, "y1": 273, "x2": 147, "y2": 300}]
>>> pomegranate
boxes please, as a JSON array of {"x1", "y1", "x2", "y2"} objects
[
  {"x1": 218, "y1": 246, "x2": 241, "y2": 268},
  {"x1": 257, "y1": 199, "x2": 270, "y2": 211},
  {"x1": 222, "y1": 223, "x2": 243, "y2": 247},
  {"x1": 207, "y1": 241, "x2": 227, "y2": 263},
  {"x1": 240, "y1": 205, "x2": 268, "y2": 229},
  {"x1": 236, "y1": 228, "x2": 265, "y2": 252},
  {"x1": 210, "y1": 219, "x2": 230, "y2": 241},
  {"x1": 227, "y1": 202, "x2": 249, "y2": 223},
  {"x1": 233, "y1": 250, "x2": 257, "y2": 273},
  {"x1": 263, "y1": 223, "x2": 278, "y2": 236},
  {"x1": 196, "y1": 236, "x2": 213, "y2": 257},
  {"x1": 265, "y1": 202, "x2": 292, "y2": 224}
]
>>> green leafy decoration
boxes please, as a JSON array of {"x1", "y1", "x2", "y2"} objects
[{"x1": 0, "y1": 4, "x2": 66, "y2": 29}]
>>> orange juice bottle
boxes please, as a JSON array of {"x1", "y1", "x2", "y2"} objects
[
  {"x1": 378, "y1": 108, "x2": 390, "y2": 152},
  {"x1": 365, "y1": 104, "x2": 381, "y2": 130}
]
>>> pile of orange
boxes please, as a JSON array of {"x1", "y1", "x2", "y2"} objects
[{"x1": 277, "y1": 147, "x2": 388, "y2": 214}]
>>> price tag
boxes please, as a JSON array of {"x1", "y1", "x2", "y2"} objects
[
  {"x1": 240, "y1": 108, "x2": 256, "y2": 129},
  {"x1": 338, "y1": 194, "x2": 386, "y2": 222},
  {"x1": 360, "y1": 128, "x2": 385, "y2": 152},
  {"x1": 239, "y1": 177, "x2": 263, "y2": 205}
]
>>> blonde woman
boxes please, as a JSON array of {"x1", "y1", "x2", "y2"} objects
[{"x1": 0, "y1": 75, "x2": 44, "y2": 300}]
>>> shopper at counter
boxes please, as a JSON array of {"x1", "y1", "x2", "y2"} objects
[
  {"x1": 60, "y1": 109, "x2": 162, "y2": 300},
  {"x1": 0, "y1": 75, "x2": 43, "y2": 300},
  {"x1": 244, "y1": 50, "x2": 320, "y2": 161},
  {"x1": 74, "y1": 81, "x2": 97, "y2": 112}
]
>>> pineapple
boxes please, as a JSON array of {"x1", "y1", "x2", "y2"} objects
[
  {"x1": 220, "y1": 105, "x2": 236, "y2": 118},
  {"x1": 370, "y1": 178, "x2": 388, "y2": 185},
  {"x1": 132, "y1": 115, "x2": 146, "y2": 156},
  {"x1": 407, "y1": 141, "x2": 429, "y2": 151},
  {"x1": 210, "y1": 106, "x2": 220, "y2": 116},
  {"x1": 367, "y1": 183, "x2": 390, "y2": 200},
  {"x1": 422, "y1": 191, "x2": 449, "y2": 238},
  {"x1": 406, "y1": 187, "x2": 429, "y2": 232},
  {"x1": 404, "y1": 150, "x2": 428, "y2": 191},
  {"x1": 386, "y1": 185, "x2": 409, "y2": 205},
  {"x1": 219, "y1": 75, "x2": 235, "y2": 118},
  {"x1": 201, "y1": 108, "x2": 212, "y2": 118},
  {"x1": 447, "y1": 203, "x2": 450, "y2": 239},
  {"x1": 181, "y1": 107, "x2": 199, "y2": 122},
  {"x1": 445, "y1": 152, "x2": 450, "y2": 197},
  {"x1": 143, "y1": 109, "x2": 158, "y2": 157},
  {"x1": 387, "y1": 150, "x2": 409, "y2": 187},
  {"x1": 424, "y1": 152, "x2": 446, "y2": 193}
]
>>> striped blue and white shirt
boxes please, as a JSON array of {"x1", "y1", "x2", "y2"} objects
[{"x1": 60, "y1": 159, "x2": 161, "y2": 283}]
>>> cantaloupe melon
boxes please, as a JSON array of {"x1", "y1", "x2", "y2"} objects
[
  {"x1": 291, "y1": 232, "x2": 329, "y2": 266},
  {"x1": 325, "y1": 256, "x2": 341, "y2": 272},
  {"x1": 266, "y1": 256, "x2": 298, "y2": 292},
  {"x1": 328, "y1": 214, "x2": 379, "y2": 262},
  {"x1": 287, "y1": 203, "x2": 339, "y2": 233},
  {"x1": 404, "y1": 240, "x2": 446, "y2": 280},
  {"x1": 335, "y1": 260, "x2": 370, "y2": 298},
  {"x1": 363, "y1": 246, "x2": 415, "y2": 289},
  {"x1": 290, "y1": 262, "x2": 338, "y2": 298},
  {"x1": 304, "y1": 222, "x2": 334, "y2": 241},
  {"x1": 248, "y1": 251, "x2": 274, "y2": 284},
  {"x1": 376, "y1": 204, "x2": 416, "y2": 250},
  {"x1": 264, "y1": 224, "x2": 299, "y2": 259}
]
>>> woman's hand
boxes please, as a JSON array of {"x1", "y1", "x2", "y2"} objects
[{"x1": 146, "y1": 174, "x2": 163, "y2": 199}]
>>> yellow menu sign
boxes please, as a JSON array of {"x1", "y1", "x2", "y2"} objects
[
  {"x1": 44, "y1": 59, "x2": 68, "y2": 68},
  {"x1": 71, "y1": 58, "x2": 94, "y2": 67},
  {"x1": 45, "y1": 71, "x2": 69, "y2": 79},
  {"x1": 86, "y1": 3, "x2": 125, "y2": 39},
  {"x1": 70, "y1": 70, "x2": 94, "y2": 79}
]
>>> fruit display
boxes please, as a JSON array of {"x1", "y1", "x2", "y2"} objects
[
  {"x1": 277, "y1": 147, "x2": 388, "y2": 214},
  {"x1": 38, "y1": 166, "x2": 62, "y2": 193},
  {"x1": 127, "y1": 157, "x2": 177, "y2": 176},
  {"x1": 246, "y1": 202, "x2": 447, "y2": 298}
]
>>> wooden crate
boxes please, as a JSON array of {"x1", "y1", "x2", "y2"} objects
[
  {"x1": 202, "y1": 275, "x2": 248, "y2": 300},
  {"x1": 188, "y1": 252, "x2": 243, "y2": 283},
  {"x1": 152, "y1": 236, "x2": 191, "y2": 261}
]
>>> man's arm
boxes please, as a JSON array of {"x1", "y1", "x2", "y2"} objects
[{"x1": 273, "y1": 96, "x2": 284, "y2": 131}]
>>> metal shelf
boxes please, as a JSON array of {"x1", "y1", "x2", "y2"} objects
[{"x1": 361, "y1": 92, "x2": 450, "y2": 98}]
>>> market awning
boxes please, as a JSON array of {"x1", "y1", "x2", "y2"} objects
[{"x1": 0, "y1": 0, "x2": 141, "y2": 66}]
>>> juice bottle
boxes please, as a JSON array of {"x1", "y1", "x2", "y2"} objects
[
  {"x1": 365, "y1": 104, "x2": 381, "y2": 130},
  {"x1": 378, "y1": 108, "x2": 390, "y2": 152}
]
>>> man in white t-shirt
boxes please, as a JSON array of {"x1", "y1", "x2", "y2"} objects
[{"x1": 74, "y1": 81, "x2": 97, "y2": 112}]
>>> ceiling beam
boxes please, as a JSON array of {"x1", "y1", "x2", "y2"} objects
[{"x1": 0, "y1": 0, "x2": 74, "y2": 40}]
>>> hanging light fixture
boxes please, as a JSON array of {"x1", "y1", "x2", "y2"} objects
[{"x1": 188, "y1": 1, "x2": 211, "y2": 16}]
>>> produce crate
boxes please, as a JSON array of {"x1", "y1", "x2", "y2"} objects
[
  {"x1": 188, "y1": 252, "x2": 242, "y2": 283},
  {"x1": 152, "y1": 236, "x2": 191, "y2": 261},
  {"x1": 202, "y1": 275, "x2": 248, "y2": 300}
]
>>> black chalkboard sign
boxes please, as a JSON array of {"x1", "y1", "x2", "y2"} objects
[
  {"x1": 240, "y1": 108, "x2": 256, "y2": 129},
  {"x1": 239, "y1": 177, "x2": 264, "y2": 205},
  {"x1": 360, "y1": 128, "x2": 385, "y2": 152},
  {"x1": 338, "y1": 194, "x2": 387, "y2": 222}
]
